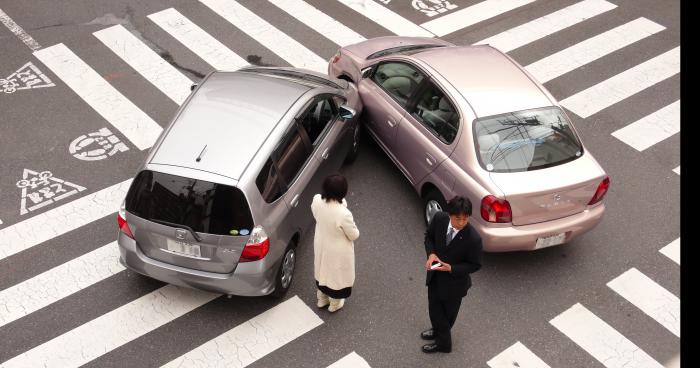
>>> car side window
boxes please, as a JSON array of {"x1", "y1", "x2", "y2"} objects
[
  {"x1": 274, "y1": 124, "x2": 312, "y2": 189},
  {"x1": 298, "y1": 97, "x2": 337, "y2": 146},
  {"x1": 372, "y1": 62, "x2": 425, "y2": 107},
  {"x1": 410, "y1": 82, "x2": 460, "y2": 144},
  {"x1": 255, "y1": 157, "x2": 283, "y2": 203}
]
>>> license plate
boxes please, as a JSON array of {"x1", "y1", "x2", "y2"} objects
[
  {"x1": 535, "y1": 233, "x2": 566, "y2": 249},
  {"x1": 166, "y1": 239, "x2": 201, "y2": 258}
]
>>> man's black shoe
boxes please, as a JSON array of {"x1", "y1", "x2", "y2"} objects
[
  {"x1": 420, "y1": 329, "x2": 435, "y2": 340},
  {"x1": 422, "y1": 343, "x2": 451, "y2": 354}
]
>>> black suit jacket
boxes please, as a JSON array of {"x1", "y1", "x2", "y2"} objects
[{"x1": 425, "y1": 211, "x2": 483, "y2": 300}]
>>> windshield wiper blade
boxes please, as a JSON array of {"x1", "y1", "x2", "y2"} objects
[{"x1": 150, "y1": 219, "x2": 202, "y2": 242}]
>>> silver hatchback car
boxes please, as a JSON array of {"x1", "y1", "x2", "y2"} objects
[{"x1": 117, "y1": 67, "x2": 362, "y2": 297}]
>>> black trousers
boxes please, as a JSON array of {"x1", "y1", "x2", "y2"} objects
[{"x1": 428, "y1": 286, "x2": 463, "y2": 351}]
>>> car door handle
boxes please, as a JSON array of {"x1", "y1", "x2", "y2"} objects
[
  {"x1": 290, "y1": 194, "x2": 300, "y2": 208},
  {"x1": 321, "y1": 148, "x2": 329, "y2": 160},
  {"x1": 425, "y1": 153, "x2": 436, "y2": 166},
  {"x1": 387, "y1": 119, "x2": 396, "y2": 127}
]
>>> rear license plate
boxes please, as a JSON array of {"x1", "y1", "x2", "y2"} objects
[
  {"x1": 166, "y1": 239, "x2": 201, "y2": 258},
  {"x1": 535, "y1": 233, "x2": 566, "y2": 249}
]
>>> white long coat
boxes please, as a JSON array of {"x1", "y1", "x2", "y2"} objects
[{"x1": 311, "y1": 194, "x2": 360, "y2": 291}]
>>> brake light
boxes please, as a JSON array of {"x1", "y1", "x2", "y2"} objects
[
  {"x1": 117, "y1": 200, "x2": 135, "y2": 239},
  {"x1": 481, "y1": 195, "x2": 513, "y2": 223},
  {"x1": 330, "y1": 50, "x2": 341, "y2": 64},
  {"x1": 240, "y1": 226, "x2": 270, "y2": 262},
  {"x1": 588, "y1": 177, "x2": 610, "y2": 205}
]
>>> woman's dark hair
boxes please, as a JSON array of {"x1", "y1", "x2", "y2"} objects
[
  {"x1": 446, "y1": 196, "x2": 472, "y2": 216},
  {"x1": 321, "y1": 174, "x2": 348, "y2": 203}
]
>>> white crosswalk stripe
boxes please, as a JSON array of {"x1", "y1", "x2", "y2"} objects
[
  {"x1": 673, "y1": 166, "x2": 680, "y2": 175},
  {"x1": 487, "y1": 341, "x2": 551, "y2": 368},
  {"x1": 550, "y1": 303, "x2": 664, "y2": 368},
  {"x1": 2, "y1": 285, "x2": 218, "y2": 368},
  {"x1": 0, "y1": 179, "x2": 130, "y2": 262},
  {"x1": 94, "y1": 24, "x2": 193, "y2": 105},
  {"x1": 148, "y1": 8, "x2": 249, "y2": 71},
  {"x1": 199, "y1": 0, "x2": 327, "y2": 73},
  {"x1": 659, "y1": 238, "x2": 680, "y2": 265},
  {"x1": 33, "y1": 44, "x2": 163, "y2": 150},
  {"x1": 607, "y1": 268, "x2": 680, "y2": 337},
  {"x1": 421, "y1": 0, "x2": 536, "y2": 37},
  {"x1": 525, "y1": 18, "x2": 665, "y2": 83},
  {"x1": 0, "y1": 242, "x2": 123, "y2": 328},
  {"x1": 335, "y1": 0, "x2": 433, "y2": 37},
  {"x1": 162, "y1": 295, "x2": 323, "y2": 368},
  {"x1": 475, "y1": 0, "x2": 617, "y2": 52},
  {"x1": 327, "y1": 352, "x2": 372, "y2": 368},
  {"x1": 269, "y1": 0, "x2": 366, "y2": 46},
  {"x1": 560, "y1": 46, "x2": 680, "y2": 118},
  {"x1": 611, "y1": 100, "x2": 680, "y2": 151}
]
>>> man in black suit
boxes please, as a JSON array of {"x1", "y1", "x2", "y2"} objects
[{"x1": 421, "y1": 196, "x2": 483, "y2": 353}]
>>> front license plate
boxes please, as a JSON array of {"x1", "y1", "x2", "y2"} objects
[
  {"x1": 535, "y1": 233, "x2": 566, "y2": 249},
  {"x1": 167, "y1": 239, "x2": 201, "y2": 258}
]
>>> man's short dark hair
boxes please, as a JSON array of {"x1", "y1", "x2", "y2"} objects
[
  {"x1": 321, "y1": 174, "x2": 348, "y2": 203},
  {"x1": 446, "y1": 196, "x2": 472, "y2": 216}
]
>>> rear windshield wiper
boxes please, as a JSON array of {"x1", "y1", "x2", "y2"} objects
[{"x1": 149, "y1": 219, "x2": 202, "y2": 242}]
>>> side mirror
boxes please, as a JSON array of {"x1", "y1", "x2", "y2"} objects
[
  {"x1": 361, "y1": 67, "x2": 373, "y2": 79},
  {"x1": 190, "y1": 83, "x2": 198, "y2": 91},
  {"x1": 339, "y1": 105, "x2": 356, "y2": 120}
]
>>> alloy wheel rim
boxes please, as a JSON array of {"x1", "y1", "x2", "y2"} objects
[
  {"x1": 281, "y1": 249, "x2": 295, "y2": 288},
  {"x1": 425, "y1": 200, "x2": 442, "y2": 224}
]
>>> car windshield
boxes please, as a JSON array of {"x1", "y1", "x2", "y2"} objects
[
  {"x1": 473, "y1": 107, "x2": 583, "y2": 173},
  {"x1": 125, "y1": 170, "x2": 254, "y2": 235}
]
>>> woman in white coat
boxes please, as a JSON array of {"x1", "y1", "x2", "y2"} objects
[{"x1": 311, "y1": 174, "x2": 360, "y2": 312}]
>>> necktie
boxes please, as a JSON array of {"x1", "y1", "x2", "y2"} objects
[{"x1": 447, "y1": 228, "x2": 455, "y2": 244}]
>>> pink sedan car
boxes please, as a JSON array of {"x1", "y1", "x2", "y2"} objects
[{"x1": 329, "y1": 36, "x2": 610, "y2": 252}]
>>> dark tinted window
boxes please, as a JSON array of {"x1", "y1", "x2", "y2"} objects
[
  {"x1": 125, "y1": 170, "x2": 253, "y2": 235},
  {"x1": 372, "y1": 62, "x2": 425, "y2": 106},
  {"x1": 274, "y1": 125, "x2": 311, "y2": 186},
  {"x1": 256, "y1": 157, "x2": 283, "y2": 203},
  {"x1": 411, "y1": 83, "x2": 459, "y2": 144},
  {"x1": 367, "y1": 44, "x2": 446, "y2": 60},
  {"x1": 299, "y1": 98, "x2": 337, "y2": 145}
]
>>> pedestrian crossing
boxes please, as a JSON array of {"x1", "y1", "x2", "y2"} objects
[{"x1": 0, "y1": 0, "x2": 678, "y2": 366}]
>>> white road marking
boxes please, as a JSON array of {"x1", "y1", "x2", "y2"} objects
[
  {"x1": 560, "y1": 46, "x2": 680, "y2": 118},
  {"x1": 1, "y1": 285, "x2": 218, "y2": 368},
  {"x1": 327, "y1": 352, "x2": 372, "y2": 368},
  {"x1": 199, "y1": 0, "x2": 327, "y2": 73},
  {"x1": 0, "y1": 179, "x2": 131, "y2": 261},
  {"x1": 17, "y1": 169, "x2": 86, "y2": 215},
  {"x1": 0, "y1": 62, "x2": 55, "y2": 93},
  {"x1": 475, "y1": 0, "x2": 617, "y2": 52},
  {"x1": 148, "y1": 8, "x2": 249, "y2": 71},
  {"x1": 550, "y1": 303, "x2": 664, "y2": 368},
  {"x1": 269, "y1": 0, "x2": 367, "y2": 46},
  {"x1": 487, "y1": 341, "x2": 551, "y2": 368},
  {"x1": 659, "y1": 238, "x2": 680, "y2": 265},
  {"x1": 34, "y1": 44, "x2": 163, "y2": 150},
  {"x1": 0, "y1": 241, "x2": 124, "y2": 328},
  {"x1": 335, "y1": 0, "x2": 433, "y2": 37},
  {"x1": 607, "y1": 268, "x2": 680, "y2": 337},
  {"x1": 526, "y1": 18, "x2": 665, "y2": 83},
  {"x1": 69, "y1": 127, "x2": 129, "y2": 161},
  {"x1": 94, "y1": 25, "x2": 193, "y2": 105},
  {"x1": 0, "y1": 8, "x2": 41, "y2": 50},
  {"x1": 421, "y1": 0, "x2": 536, "y2": 37},
  {"x1": 611, "y1": 100, "x2": 680, "y2": 151},
  {"x1": 673, "y1": 166, "x2": 680, "y2": 175},
  {"x1": 162, "y1": 295, "x2": 323, "y2": 368}
]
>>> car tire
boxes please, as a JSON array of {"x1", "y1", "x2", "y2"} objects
[
  {"x1": 424, "y1": 189, "x2": 446, "y2": 227},
  {"x1": 271, "y1": 241, "x2": 297, "y2": 298},
  {"x1": 343, "y1": 122, "x2": 362, "y2": 165}
]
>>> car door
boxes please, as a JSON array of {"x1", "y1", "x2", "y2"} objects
[
  {"x1": 359, "y1": 61, "x2": 427, "y2": 161},
  {"x1": 394, "y1": 80, "x2": 460, "y2": 185}
]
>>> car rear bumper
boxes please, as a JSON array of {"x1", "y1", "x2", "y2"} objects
[
  {"x1": 476, "y1": 203, "x2": 605, "y2": 252},
  {"x1": 117, "y1": 233, "x2": 277, "y2": 296}
]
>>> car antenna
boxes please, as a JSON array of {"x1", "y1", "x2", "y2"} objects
[{"x1": 195, "y1": 144, "x2": 207, "y2": 162}]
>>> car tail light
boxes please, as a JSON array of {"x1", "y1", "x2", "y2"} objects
[
  {"x1": 588, "y1": 176, "x2": 610, "y2": 205},
  {"x1": 240, "y1": 226, "x2": 270, "y2": 262},
  {"x1": 481, "y1": 195, "x2": 513, "y2": 223},
  {"x1": 330, "y1": 50, "x2": 341, "y2": 64},
  {"x1": 117, "y1": 200, "x2": 135, "y2": 239}
]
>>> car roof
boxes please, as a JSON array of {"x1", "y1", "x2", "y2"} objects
[
  {"x1": 411, "y1": 45, "x2": 553, "y2": 118},
  {"x1": 150, "y1": 71, "x2": 311, "y2": 181}
]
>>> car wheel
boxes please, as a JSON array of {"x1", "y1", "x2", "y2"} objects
[
  {"x1": 271, "y1": 242, "x2": 296, "y2": 298},
  {"x1": 343, "y1": 122, "x2": 361, "y2": 165},
  {"x1": 424, "y1": 189, "x2": 446, "y2": 227}
]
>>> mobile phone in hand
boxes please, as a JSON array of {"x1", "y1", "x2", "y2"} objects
[{"x1": 430, "y1": 262, "x2": 442, "y2": 270}]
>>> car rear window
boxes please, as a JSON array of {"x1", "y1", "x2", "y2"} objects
[
  {"x1": 473, "y1": 107, "x2": 583, "y2": 173},
  {"x1": 367, "y1": 44, "x2": 446, "y2": 60},
  {"x1": 125, "y1": 170, "x2": 254, "y2": 235}
]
